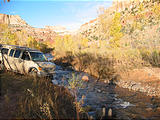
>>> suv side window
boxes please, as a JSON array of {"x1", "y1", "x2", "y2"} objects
[
  {"x1": 14, "y1": 50, "x2": 21, "y2": 58},
  {"x1": 1, "y1": 48, "x2": 9, "y2": 55},
  {"x1": 21, "y1": 52, "x2": 30, "y2": 60},
  {"x1": 9, "y1": 49, "x2": 15, "y2": 57}
]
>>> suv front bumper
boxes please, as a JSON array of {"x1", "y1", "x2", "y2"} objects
[{"x1": 37, "y1": 71, "x2": 54, "y2": 79}]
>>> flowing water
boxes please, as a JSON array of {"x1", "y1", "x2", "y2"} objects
[{"x1": 52, "y1": 65, "x2": 160, "y2": 119}]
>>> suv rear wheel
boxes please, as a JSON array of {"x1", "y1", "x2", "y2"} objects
[{"x1": 0, "y1": 61, "x2": 5, "y2": 71}]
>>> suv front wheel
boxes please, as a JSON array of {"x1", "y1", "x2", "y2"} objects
[{"x1": 29, "y1": 68, "x2": 38, "y2": 77}]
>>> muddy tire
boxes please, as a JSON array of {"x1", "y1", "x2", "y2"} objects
[{"x1": 29, "y1": 68, "x2": 38, "y2": 77}]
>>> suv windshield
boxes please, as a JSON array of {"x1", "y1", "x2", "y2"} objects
[{"x1": 30, "y1": 52, "x2": 47, "y2": 62}]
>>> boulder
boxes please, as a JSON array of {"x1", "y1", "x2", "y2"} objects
[
  {"x1": 82, "y1": 75, "x2": 89, "y2": 82},
  {"x1": 108, "y1": 108, "x2": 112, "y2": 117}
]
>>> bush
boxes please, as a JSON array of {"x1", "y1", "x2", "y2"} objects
[
  {"x1": 140, "y1": 48, "x2": 160, "y2": 67},
  {"x1": 18, "y1": 77, "x2": 76, "y2": 119}
]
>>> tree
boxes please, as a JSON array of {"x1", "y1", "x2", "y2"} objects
[
  {"x1": 27, "y1": 36, "x2": 38, "y2": 49},
  {"x1": 0, "y1": 24, "x2": 18, "y2": 45},
  {"x1": 109, "y1": 12, "x2": 123, "y2": 48}
]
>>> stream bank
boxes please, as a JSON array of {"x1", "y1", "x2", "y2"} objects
[{"x1": 54, "y1": 58, "x2": 160, "y2": 97}]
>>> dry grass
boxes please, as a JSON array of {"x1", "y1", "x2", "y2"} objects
[
  {"x1": 0, "y1": 71, "x2": 78, "y2": 119},
  {"x1": 54, "y1": 47, "x2": 146, "y2": 83}
]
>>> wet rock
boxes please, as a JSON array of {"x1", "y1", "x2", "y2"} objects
[
  {"x1": 82, "y1": 75, "x2": 89, "y2": 82},
  {"x1": 97, "y1": 89, "x2": 101, "y2": 93},
  {"x1": 89, "y1": 115, "x2": 94, "y2": 120},
  {"x1": 120, "y1": 102, "x2": 131, "y2": 108},
  {"x1": 94, "y1": 88, "x2": 102, "y2": 93},
  {"x1": 52, "y1": 80, "x2": 58, "y2": 85},
  {"x1": 146, "y1": 107, "x2": 152, "y2": 111},
  {"x1": 102, "y1": 91, "x2": 108, "y2": 94},
  {"x1": 104, "y1": 80, "x2": 108, "y2": 84}
]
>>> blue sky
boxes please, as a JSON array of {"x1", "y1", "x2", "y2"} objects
[{"x1": 0, "y1": 0, "x2": 113, "y2": 30}]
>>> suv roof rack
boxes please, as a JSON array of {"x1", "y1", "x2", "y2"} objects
[{"x1": 0, "y1": 44, "x2": 39, "y2": 51}]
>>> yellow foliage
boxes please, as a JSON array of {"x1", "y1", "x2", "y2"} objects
[
  {"x1": 1, "y1": 31, "x2": 18, "y2": 45},
  {"x1": 54, "y1": 36, "x2": 64, "y2": 53},
  {"x1": 132, "y1": 21, "x2": 142, "y2": 30},
  {"x1": 27, "y1": 36, "x2": 39, "y2": 49},
  {"x1": 152, "y1": 2, "x2": 160, "y2": 15},
  {"x1": 63, "y1": 35, "x2": 74, "y2": 51},
  {"x1": 54, "y1": 35, "x2": 79, "y2": 55},
  {"x1": 0, "y1": 24, "x2": 20, "y2": 45},
  {"x1": 15, "y1": 30, "x2": 28, "y2": 46},
  {"x1": 138, "y1": 3, "x2": 145, "y2": 13},
  {"x1": 81, "y1": 37, "x2": 89, "y2": 48},
  {"x1": 109, "y1": 12, "x2": 123, "y2": 48}
]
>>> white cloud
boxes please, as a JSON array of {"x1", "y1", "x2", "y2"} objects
[
  {"x1": 53, "y1": 1, "x2": 112, "y2": 31},
  {"x1": 62, "y1": 1, "x2": 112, "y2": 31}
]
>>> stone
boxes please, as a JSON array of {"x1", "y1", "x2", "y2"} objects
[
  {"x1": 146, "y1": 108, "x2": 152, "y2": 111},
  {"x1": 102, "y1": 107, "x2": 106, "y2": 117},
  {"x1": 82, "y1": 75, "x2": 89, "y2": 82},
  {"x1": 102, "y1": 91, "x2": 108, "y2": 94},
  {"x1": 89, "y1": 116, "x2": 94, "y2": 120},
  {"x1": 108, "y1": 108, "x2": 112, "y2": 117},
  {"x1": 97, "y1": 89, "x2": 101, "y2": 93},
  {"x1": 52, "y1": 80, "x2": 58, "y2": 85},
  {"x1": 104, "y1": 80, "x2": 108, "y2": 84}
]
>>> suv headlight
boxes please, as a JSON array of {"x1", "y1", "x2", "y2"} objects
[{"x1": 38, "y1": 67, "x2": 43, "y2": 71}]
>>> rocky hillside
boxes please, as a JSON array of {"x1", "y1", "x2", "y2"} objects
[
  {"x1": 0, "y1": 13, "x2": 72, "y2": 44},
  {"x1": 78, "y1": 0, "x2": 160, "y2": 49},
  {"x1": 0, "y1": 14, "x2": 29, "y2": 27}
]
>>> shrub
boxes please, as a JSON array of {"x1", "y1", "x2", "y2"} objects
[
  {"x1": 18, "y1": 77, "x2": 76, "y2": 119},
  {"x1": 139, "y1": 48, "x2": 160, "y2": 67}
]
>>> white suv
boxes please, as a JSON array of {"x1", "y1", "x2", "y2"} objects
[{"x1": 0, "y1": 44, "x2": 56, "y2": 78}]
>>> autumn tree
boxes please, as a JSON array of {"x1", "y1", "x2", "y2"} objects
[
  {"x1": 109, "y1": 12, "x2": 123, "y2": 48},
  {"x1": 0, "y1": 24, "x2": 18, "y2": 45},
  {"x1": 27, "y1": 36, "x2": 39, "y2": 49}
]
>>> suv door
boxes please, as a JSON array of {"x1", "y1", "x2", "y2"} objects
[
  {"x1": 20, "y1": 51, "x2": 31, "y2": 74},
  {"x1": 13, "y1": 49, "x2": 22, "y2": 72},
  {"x1": 1, "y1": 48, "x2": 9, "y2": 69},
  {"x1": 7, "y1": 49, "x2": 15, "y2": 71}
]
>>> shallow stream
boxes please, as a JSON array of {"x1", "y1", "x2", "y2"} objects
[{"x1": 52, "y1": 65, "x2": 160, "y2": 119}]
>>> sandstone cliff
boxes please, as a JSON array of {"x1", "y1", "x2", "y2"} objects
[{"x1": 0, "y1": 14, "x2": 28, "y2": 27}]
